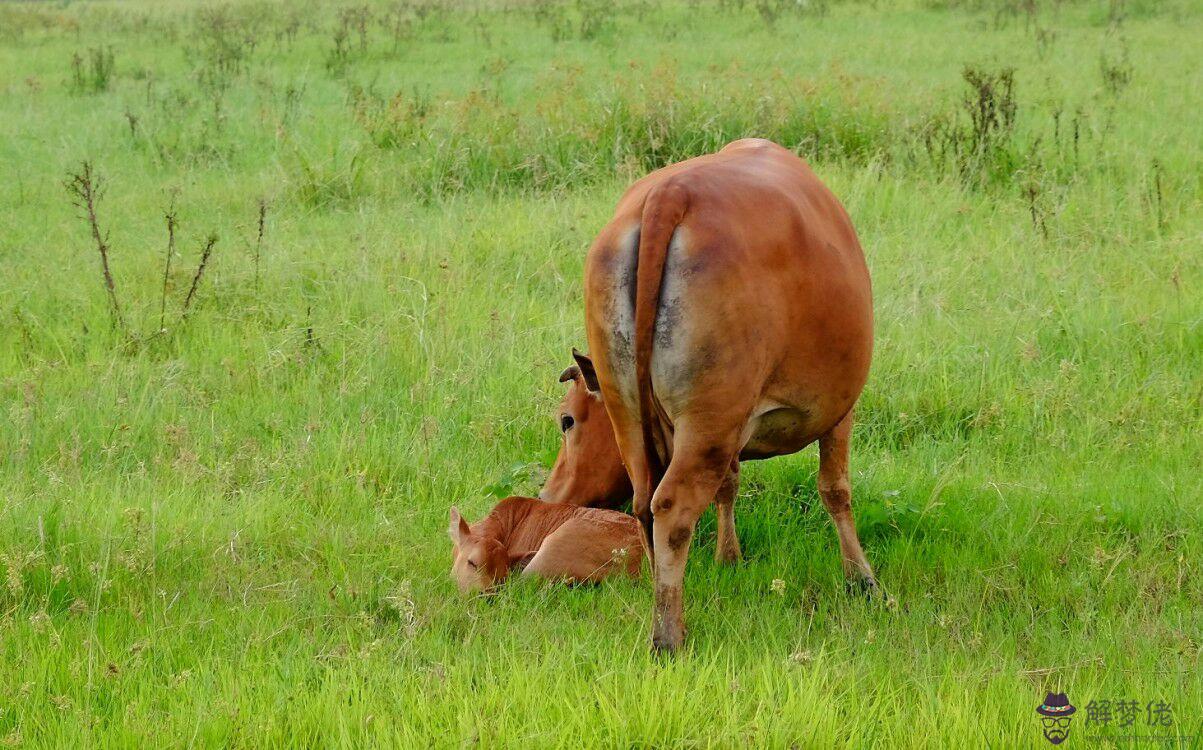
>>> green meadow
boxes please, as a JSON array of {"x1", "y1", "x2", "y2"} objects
[{"x1": 1, "y1": 0, "x2": 1201, "y2": 746}]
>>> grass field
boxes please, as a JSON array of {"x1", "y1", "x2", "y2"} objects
[{"x1": 1, "y1": 0, "x2": 1201, "y2": 746}]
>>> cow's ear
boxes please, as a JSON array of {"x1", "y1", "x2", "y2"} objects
[
  {"x1": 558, "y1": 365, "x2": 580, "y2": 383},
  {"x1": 572, "y1": 348, "x2": 600, "y2": 392},
  {"x1": 448, "y1": 506, "x2": 470, "y2": 544}
]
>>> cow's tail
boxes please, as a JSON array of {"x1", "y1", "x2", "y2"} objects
[{"x1": 633, "y1": 180, "x2": 689, "y2": 510}]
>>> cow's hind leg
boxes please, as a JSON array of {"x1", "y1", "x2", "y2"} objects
[
  {"x1": 818, "y1": 411, "x2": 877, "y2": 595},
  {"x1": 714, "y1": 460, "x2": 741, "y2": 564},
  {"x1": 624, "y1": 452, "x2": 655, "y2": 568},
  {"x1": 650, "y1": 430, "x2": 739, "y2": 652}
]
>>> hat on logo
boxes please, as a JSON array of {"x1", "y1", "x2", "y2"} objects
[{"x1": 1037, "y1": 693, "x2": 1077, "y2": 717}]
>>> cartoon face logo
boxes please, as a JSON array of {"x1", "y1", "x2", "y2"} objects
[{"x1": 1036, "y1": 692, "x2": 1077, "y2": 744}]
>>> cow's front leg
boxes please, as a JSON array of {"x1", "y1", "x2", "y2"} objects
[
  {"x1": 650, "y1": 439, "x2": 735, "y2": 652},
  {"x1": 714, "y1": 460, "x2": 741, "y2": 564}
]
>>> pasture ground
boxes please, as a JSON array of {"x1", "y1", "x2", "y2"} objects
[{"x1": 1, "y1": 0, "x2": 1201, "y2": 746}]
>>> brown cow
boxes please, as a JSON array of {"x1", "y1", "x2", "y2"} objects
[
  {"x1": 542, "y1": 139, "x2": 877, "y2": 651},
  {"x1": 541, "y1": 360, "x2": 633, "y2": 509},
  {"x1": 448, "y1": 496, "x2": 643, "y2": 593}
]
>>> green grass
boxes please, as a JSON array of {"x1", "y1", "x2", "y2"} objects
[{"x1": 1, "y1": 0, "x2": 1201, "y2": 746}]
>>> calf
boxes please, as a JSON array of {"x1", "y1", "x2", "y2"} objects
[{"x1": 448, "y1": 496, "x2": 643, "y2": 593}]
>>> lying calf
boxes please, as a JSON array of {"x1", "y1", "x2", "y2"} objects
[{"x1": 448, "y1": 496, "x2": 643, "y2": 593}]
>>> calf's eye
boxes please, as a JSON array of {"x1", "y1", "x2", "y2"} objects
[{"x1": 560, "y1": 414, "x2": 575, "y2": 432}]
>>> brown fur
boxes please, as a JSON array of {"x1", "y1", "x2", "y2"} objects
[
  {"x1": 549, "y1": 139, "x2": 878, "y2": 650},
  {"x1": 448, "y1": 497, "x2": 643, "y2": 593},
  {"x1": 541, "y1": 367, "x2": 632, "y2": 508}
]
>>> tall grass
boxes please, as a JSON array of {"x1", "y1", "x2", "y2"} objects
[{"x1": 348, "y1": 63, "x2": 897, "y2": 197}]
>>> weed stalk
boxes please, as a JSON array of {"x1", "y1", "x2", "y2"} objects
[
  {"x1": 64, "y1": 162, "x2": 124, "y2": 332},
  {"x1": 181, "y1": 234, "x2": 218, "y2": 319}
]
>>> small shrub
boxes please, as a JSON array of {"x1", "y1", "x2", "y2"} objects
[
  {"x1": 919, "y1": 65, "x2": 1021, "y2": 185},
  {"x1": 576, "y1": 0, "x2": 612, "y2": 40},
  {"x1": 327, "y1": 6, "x2": 373, "y2": 74},
  {"x1": 188, "y1": 4, "x2": 272, "y2": 91},
  {"x1": 349, "y1": 84, "x2": 432, "y2": 149},
  {"x1": 1099, "y1": 38, "x2": 1133, "y2": 96},
  {"x1": 1033, "y1": 24, "x2": 1057, "y2": 60},
  {"x1": 69, "y1": 47, "x2": 115, "y2": 93},
  {"x1": 962, "y1": 65, "x2": 1017, "y2": 154},
  {"x1": 291, "y1": 147, "x2": 367, "y2": 208},
  {"x1": 62, "y1": 165, "x2": 224, "y2": 344},
  {"x1": 531, "y1": 0, "x2": 572, "y2": 42},
  {"x1": 755, "y1": 0, "x2": 830, "y2": 28},
  {"x1": 378, "y1": 2, "x2": 416, "y2": 52}
]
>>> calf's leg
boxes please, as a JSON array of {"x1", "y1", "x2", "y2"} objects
[
  {"x1": 818, "y1": 410, "x2": 877, "y2": 592},
  {"x1": 523, "y1": 517, "x2": 643, "y2": 585}
]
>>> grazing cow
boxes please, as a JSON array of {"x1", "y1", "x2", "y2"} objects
[
  {"x1": 542, "y1": 139, "x2": 877, "y2": 651},
  {"x1": 447, "y1": 496, "x2": 643, "y2": 593},
  {"x1": 541, "y1": 360, "x2": 633, "y2": 509}
]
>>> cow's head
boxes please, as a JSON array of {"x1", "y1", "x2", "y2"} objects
[
  {"x1": 447, "y1": 507, "x2": 512, "y2": 593},
  {"x1": 540, "y1": 350, "x2": 632, "y2": 508}
]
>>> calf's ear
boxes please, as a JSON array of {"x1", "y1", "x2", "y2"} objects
[
  {"x1": 571, "y1": 348, "x2": 600, "y2": 392},
  {"x1": 558, "y1": 365, "x2": 580, "y2": 383},
  {"x1": 448, "y1": 507, "x2": 470, "y2": 544}
]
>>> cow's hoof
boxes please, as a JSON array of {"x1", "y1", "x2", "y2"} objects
[
  {"x1": 846, "y1": 577, "x2": 897, "y2": 608},
  {"x1": 845, "y1": 576, "x2": 880, "y2": 600},
  {"x1": 651, "y1": 627, "x2": 686, "y2": 655},
  {"x1": 714, "y1": 548, "x2": 742, "y2": 565},
  {"x1": 651, "y1": 637, "x2": 683, "y2": 655}
]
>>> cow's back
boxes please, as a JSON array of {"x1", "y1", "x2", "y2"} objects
[{"x1": 584, "y1": 139, "x2": 872, "y2": 451}]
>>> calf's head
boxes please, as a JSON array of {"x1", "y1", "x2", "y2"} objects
[
  {"x1": 540, "y1": 350, "x2": 632, "y2": 508},
  {"x1": 447, "y1": 507, "x2": 511, "y2": 593}
]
